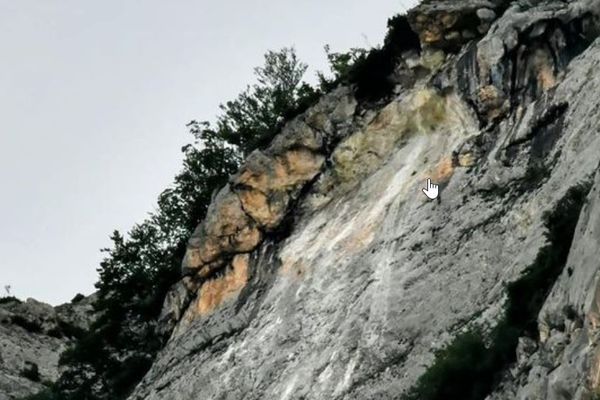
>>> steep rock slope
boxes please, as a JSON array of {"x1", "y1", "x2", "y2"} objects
[
  {"x1": 0, "y1": 296, "x2": 94, "y2": 400},
  {"x1": 132, "y1": 1, "x2": 600, "y2": 399}
]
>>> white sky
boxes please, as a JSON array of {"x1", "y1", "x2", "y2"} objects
[{"x1": 0, "y1": 0, "x2": 419, "y2": 305}]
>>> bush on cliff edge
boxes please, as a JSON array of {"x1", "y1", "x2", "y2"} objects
[
  {"x1": 30, "y1": 47, "x2": 316, "y2": 400},
  {"x1": 320, "y1": 14, "x2": 421, "y2": 101}
]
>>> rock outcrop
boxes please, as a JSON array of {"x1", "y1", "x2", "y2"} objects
[
  {"x1": 128, "y1": 0, "x2": 600, "y2": 399},
  {"x1": 408, "y1": 0, "x2": 510, "y2": 50},
  {"x1": 163, "y1": 88, "x2": 359, "y2": 335},
  {"x1": 0, "y1": 296, "x2": 94, "y2": 400}
]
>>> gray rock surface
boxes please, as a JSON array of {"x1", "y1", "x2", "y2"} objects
[
  {"x1": 121, "y1": 0, "x2": 600, "y2": 398},
  {"x1": 0, "y1": 296, "x2": 94, "y2": 400}
]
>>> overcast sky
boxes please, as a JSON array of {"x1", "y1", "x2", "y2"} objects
[{"x1": 0, "y1": 0, "x2": 419, "y2": 305}]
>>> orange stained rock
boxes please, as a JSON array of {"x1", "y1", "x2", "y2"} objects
[
  {"x1": 478, "y1": 85, "x2": 509, "y2": 120},
  {"x1": 234, "y1": 149, "x2": 324, "y2": 230},
  {"x1": 458, "y1": 153, "x2": 476, "y2": 167},
  {"x1": 532, "y1": 48, "x2": 557, "y2": 91},
  {"x1": 431, "y1": 157, "x2": 455, "y2": 183},
  {"x1": 189, "y1": 222, "x2": 261, "y2": 268},
  {"x1": 237, "y1": 168, "x2": 270, "y2": 192},
  {"x1": 238, "y1": 189, "x2": 271, "y2": 222},
  {"x1": 237, "y1": 149, "x2": 323, "y2": 193},
  {"x1": 590, "y1": 346, "x2": 600, "y2": 393},
  {"x1": 196, "y1": 254, "x2": 250, "y2": 316},
  {"x1": 368, "y1": 103, "x2": 397, "y2": 131},
  {"x1": 184, "y1": 189, "x2": 262, "y2": 269},
  {"x1": 272, "y1": 149, "x2": 324, "y2": 189},
  {"x1": 341, "y1": 222, "x2": 377, "y2": 254},
  {"x1": 229, "y1": 225, "x2": 262, "y2": 252},
  {"x1": 282, "y1": 149, "x2": 325, "y2": 179},
  {"x1": 196, "y1": 258, "x2": 226, "y2": 279},
  {"x1": 588, "y1": 283, "x2": 600, "y2": 332},
  {"x1": 538, "y1": 63, "x2": 556, "y2": 90}
]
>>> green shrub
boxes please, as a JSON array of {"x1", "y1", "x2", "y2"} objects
[
  {"x1": 20, "y1": 362, "x2": 41, "y2": 382},
  {"x1": 11, "y1": 315, "x2": 42, "y2": 333},
  {"x1": 47, "y1": 320, "x2": 86, "y2": 340},
  {"x1": 50, "y1": 47, "x2": 318, "y2": 400},
  {"x1": 0, "y1": 296, "x2": 21, "y2": 304},
  {"x1": 70, "y1": 293, "x2": 85, "y2": 304},
  {"x1": 405, "y1": 182, "x2": 591, "y2": 400},
  {"x1": 216, "y1": 47, "x2": 320, "y2": 155},
  {"x1": 321, "y1": 14, "x2": 420, "y2": 101},
  {"x1": 57, "y1": 320, "x2": 86, "y2": 340},
  {"x1": 384, "y1": 14, "x2": 421, "y2": 55}
]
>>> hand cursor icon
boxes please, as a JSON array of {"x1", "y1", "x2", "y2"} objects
[{"x1": 422, "y1": 179, "x2": 439, "y2": 200}]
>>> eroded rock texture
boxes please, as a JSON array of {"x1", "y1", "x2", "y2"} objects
[
  {"x1": 0, "y1": 296, "x2": 94, "y2": 400},
  {"x1": 134, "y1": 1, "x2": 600, "y2": 399}
]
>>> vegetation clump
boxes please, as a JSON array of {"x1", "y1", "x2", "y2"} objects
[
  {"x1": 20, "y1": 362, "x2": 41, "y2": 382},
  {"x1": 215, "y1": 48, "x2": 321, "y2": 155},
  {"x1": 405, "y1": 182, "x2": 591, "y2": 400},
  {"x1": 320, "y1": 14, "x2": 420, "y2": 101}
]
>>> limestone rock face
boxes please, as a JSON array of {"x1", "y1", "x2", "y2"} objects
[
  {"x1": 132, "y1": 0, "x2": 600, "y2": 399},
  {"x1": 182, "y1": 186, "x2": 263, "y2": 273},
  {"x1": 0, "y1": 296, "x2": 95, "y2": 400},
  {"x1": 233, "y1": 148, "x2": 325, "y2": 230},
  {"x1": 176, "y1": 87, "x2": 358, "y2": 328},
  {"x1": 181, "y1": 88, "x2": 358, "y2": 276}
]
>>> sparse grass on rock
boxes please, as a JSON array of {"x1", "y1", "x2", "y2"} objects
[{"x1": 405, "y1": 181, "x2": 591, "y2": 400}]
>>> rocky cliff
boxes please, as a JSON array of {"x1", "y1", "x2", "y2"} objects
[
  {"x1": 66, "y1": 0, "x2": 600, "y2": 398},
  {"x1": 0, "y1": 296, "x2": 94, "y2": 400},
  {"x1": 127, "y1": 1, "x2": 600, "y2": 399},
  {"x1": 124, "y1": 1, "x2": 600, "y2": 399}
]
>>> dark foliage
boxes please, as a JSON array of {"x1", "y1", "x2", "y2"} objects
[
  {"x1": 216, "y1": 48, "x2": 320, "y2": 155},
  {"x1": 47, "y1": 320, "x2": 86, "y2": 340},
  {"x1": 407, "y1": 331, "x2": 491, "y2": 400},
  {"x1": 321, "y1": 14, "x2": 420, "y2": 101},
  {"x1": 20, "y1": 363, "x2": 41, "y2": 382},
  {"x1": 52, "y1": 133, "x2": 236, "y2": 399},
  {"x1": 504, "y1": 182, "x2": 590, "y2": 337},
  {"x1": 350, "y1": 47, "x2": 398, "y2": 101},
  {"x1": 405, "y1": 182, "x2": 591, "y2": 400},
  {"x1": 282, "y1": 83, "x2": 322, "y2": 121},
  {"x1": 384, "y1": 14, "x2": 421, "y2": 55}
]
